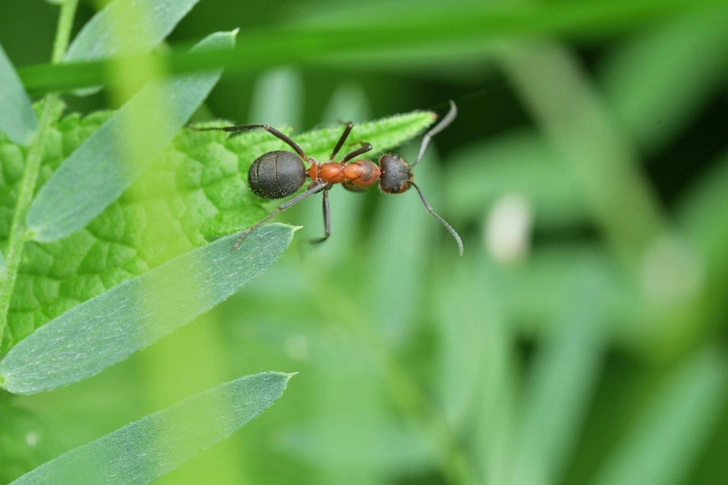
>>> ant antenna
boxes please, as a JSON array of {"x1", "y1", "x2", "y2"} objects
[
  {"x1": 411, "y1": 182, "x2": 464, "y2": 256},
  {"x1": 410, "y1": 100, "x2": 457, "y2": 168}
]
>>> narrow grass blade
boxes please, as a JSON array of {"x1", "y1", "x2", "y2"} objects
[
  {"x1": 600, "y1": 13, "x2": 728, "y2": 154},
  {"x1": 0, "y1": 224, "x2": 295, "y2": 395},
  {"x1": 591, "y1": 348, "x2": 727, "y2": 485},
  {"x1": 248, "y1": 67, "x2": 304, "y2": 127},
  {"x1": 514, "y1": 266, "x2": 607, "y2": 485},
  {"x1": 677, "y1": 149, "x2": 728, "y2": 267},
  {"x1": 25, "y1": 30, "x2": 235, "y2": 243},
  {"x1": 0, "y1": 44, "x2": 37, "y2": 145},
  {"x1": 65, "y1": 0, "x2": 200, "y2": 95},
  {"x1": 16, "y1": 0, "x2": 728, "y2": 94},
  {"x1": 499, "y1": 42, "x2": 666, "y2": 264},
  {"x1": 8, "y1": 372, "x2": 293, "y2": 485}
]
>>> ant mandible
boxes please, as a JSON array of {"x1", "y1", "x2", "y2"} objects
[{"x1": 190, "y1": 101, "x2": 463, "y2": 255}]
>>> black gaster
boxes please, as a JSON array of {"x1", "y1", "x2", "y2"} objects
[{"x1": 248, "y1": 150, "x2": 306, "y2": 199}]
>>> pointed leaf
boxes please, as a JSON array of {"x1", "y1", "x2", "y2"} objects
[
  {"x1": 0, "y1": 224, "x2": 295, "y2": 395},
  {"x1": 8, "y1": 372, "x2": 293, "y2": 484},
  {"x1": 64, "y1": 0, "x2": 201, "y2": 96},
  {"x1": 0, "y1": 44, "x2": 37, "y2": 145}
]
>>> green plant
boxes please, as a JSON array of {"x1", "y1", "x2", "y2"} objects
[
  {"x1": 2, "y1": 0, "x2": 728, "y2": 484},
  {"x1": 0, "y1": 0, "x2": 435, "y2": 481}
]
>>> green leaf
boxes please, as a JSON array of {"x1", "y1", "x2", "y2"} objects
[
  {"x1": 591, "y1": 348, "x2": 727, "y2": 485},
  {"x1": 25, "y1": 30, "x2": 236, "y2": 244},
  {"x1": 0, "y1": 106, "x2": 432, "y2": 353},
  {"x1": 0, "y1": 44, "x2": 38, "y2": 145},
  {"x1": 0, "y1": 224, "x2": 295, "y2": 395},
  {"x1": 7, "y1": 372, "x2": 293, "y2": 484},
  {"x1": 64, "y1": 0, "x2": 201, "y2": 96},
  {"x1": 1, "y1": 106, "x2": 432, "y2": 351}
]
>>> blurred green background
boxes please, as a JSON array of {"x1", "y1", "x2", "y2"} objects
[{"x1": 2, "y1": 0, "x2": 728, "y2": 484}]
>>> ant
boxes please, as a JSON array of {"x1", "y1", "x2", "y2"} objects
[{"x1": 189, "y1": 101, "x2": 463, "y2": 255}]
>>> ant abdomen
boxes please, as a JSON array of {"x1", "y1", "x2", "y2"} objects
[{"x1": 248, "y1": 150, "x2": 306, "y2": 199}]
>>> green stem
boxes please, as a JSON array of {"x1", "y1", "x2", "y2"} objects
[
  {"x1": 52, "y1": 0, "x2": 79, "y2": 64},
  {"x1": 0, "y1": 0, "x2": 78, "y2": 345}
]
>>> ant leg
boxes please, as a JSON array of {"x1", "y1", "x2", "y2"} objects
[
  {"x1": 311, "y1": 188, "x2": 331, "y2": 244},
  {"x1": 233, "y1": 182, "x2": 329, "y2": 250},
  {"x1": 330, "y1": 122, "x2": 353, "y2": 161},
  {"x1": 341, "y1": 143, "x2": 373, "y2": 163},
  {"x1": 189, "y1": 124, "x2": 307, "y2": 160}
]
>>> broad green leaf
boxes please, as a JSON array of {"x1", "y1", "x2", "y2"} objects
[
  {"x1": 0, "y1": 44, "x2": 37, "y2": 145},
  {"x1": 0, "y1": 224, "x2": 295, "y2": 395},
  {"x1": 0, "y1": 107, "x2": 433, "y2": 353},
  {"x1": 64, "y1": 0, "x2": 201, "y2": 96},
  {"x1": 8, "y1": 372, "x2": 293, "y2": 484},
  {"x1": 25, "y1": 30, "x2": 236, "y2": 244},
  {"x1": 591, "y1": 348, "x2": 727, "y2": 485}
]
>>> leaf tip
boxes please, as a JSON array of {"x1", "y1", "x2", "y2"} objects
[{"x1": 231, "y1": 27, "x2": 240, "y2": 37}]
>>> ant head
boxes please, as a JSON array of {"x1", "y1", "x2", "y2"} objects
[
  {"x1": 377, "y1": 101, "x2": 464, "y2": 255},
  {"x1": 378, "y1": 154, "x2": 413, "y2": 194}
]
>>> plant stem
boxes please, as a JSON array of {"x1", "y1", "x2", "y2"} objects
[
  {"x1": 52, "y1": 0, "x2": 79, "y2": 64},
  {"x1": 0, "y1": 0, "x2": 78, "y2": 344}
]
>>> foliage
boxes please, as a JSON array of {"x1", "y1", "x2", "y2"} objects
[{"x1": 1, "y1": 0, "x2": 728, "y2": 484}]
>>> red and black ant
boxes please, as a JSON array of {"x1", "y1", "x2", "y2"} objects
[{"x1": 190, "y1": 101, "x2": 463, "y2": 255}]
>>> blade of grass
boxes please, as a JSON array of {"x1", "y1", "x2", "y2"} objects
[
  {"x1": 25, "y1": 30, "x2": 236, "y2": 243},
  {"x1": 514, "y1": 264, "x2": 607, "y2": 485},
  {"x1": 16, "y1": 0, "x2": 728, "y2": 94},
  {"x1": 599, "y1": 12, "x2": 728, "y2": 154},
  {"x1": 248, "y1": 67, "x2": 304, "y2": 128},
  {"x1": 0, "y1": 44, "x2": 37, "y2": 145},
  {"x1": 0, "y1": 224, "x2": 296, "y2": 395},
  {"x1": 498, "y1": 42, "x2": 667, "y2": 266},
  {"x1": 8, "y1": 372, "x2": 293, "y2": 485},
  {"x1": 590, "y1": 348, "x2": 727, "y2": 485}
]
